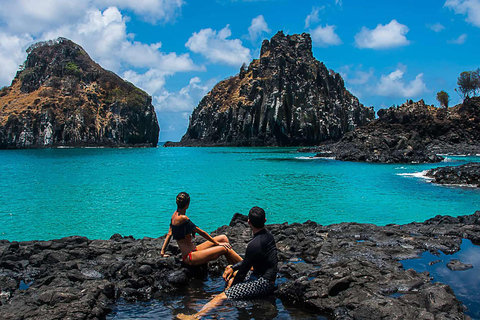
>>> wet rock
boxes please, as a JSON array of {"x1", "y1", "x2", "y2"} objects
[
  {"x1": 446, "y1": 259, "x2": 473, "y2": 271},
  {"x1": 304, "y1": 98, "x2": 480, "y2": 163},
  {"x1": 426, "y1": 163, "x2": 480, "y2": 188},
  {"x1": 1, "y1": 211, "x2": 480, "y2": 319}
]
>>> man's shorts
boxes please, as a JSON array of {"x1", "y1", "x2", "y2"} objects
[{"x1": 225, "y1": 271, "x2": 275, "y2": 300}]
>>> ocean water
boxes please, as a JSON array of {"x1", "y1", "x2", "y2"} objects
[{"x1": 0, "y1": 147, "x2": 479, "y2": 242}]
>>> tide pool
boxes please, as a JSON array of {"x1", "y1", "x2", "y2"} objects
[{"x1": 0, "y1": 147, "x2": 479, "y2": 241}]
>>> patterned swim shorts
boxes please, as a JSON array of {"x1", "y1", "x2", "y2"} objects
[{"x1": 225, "y1": 272, "x2": 275, "y2": 300}]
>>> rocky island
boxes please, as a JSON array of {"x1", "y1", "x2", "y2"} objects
[
  {"x1": 426, "y1": 163, "x2": 480, "y2": 187},
  {"x1": 166, "y1": 31, "x2": 374, "y2": 147},
  {"x1": 304, "y1": 98, "x2": 480, "y2": 163},
  {"x1": 0, "y1": 38, "x2": 160, "y2": 148},
  {"x1": 1, "y1": 211, "x2": 479, "y2": 319}
]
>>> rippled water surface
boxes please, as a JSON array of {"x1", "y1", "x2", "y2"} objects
[
  {"x1": 0, "y1": 147, "x2": 479, "y2": 241},
  {"x1": 107, "y1": 276, "x2": 322, "y2": 320},
  {"x1": 402, "y1": 239, "x2": 480, "y2": 320}
]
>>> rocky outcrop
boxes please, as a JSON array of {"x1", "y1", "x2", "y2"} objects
[
  {"x1": 303, "y1": 98, "x2": 480, "y2": 163},
  {"x1": 0, "y1": 38, "x2": 159, "y2": 148},
  {"x1": 169, "y1": 31, "x2": 374, "y2": 147},
  {"x1": 426, "y1": 163, "x2": 480, "y2": 187},
  {"x1": 1, "y1": 211, "x2": 479, "y2": 319}
]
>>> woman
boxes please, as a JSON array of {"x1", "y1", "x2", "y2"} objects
[{"x1": 160, "y1": 192, "x2": 242, "y2": 266}]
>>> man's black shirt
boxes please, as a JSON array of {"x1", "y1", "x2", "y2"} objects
[{"x1": 231, "y1": 228, "x2": 278, "y2": 285}]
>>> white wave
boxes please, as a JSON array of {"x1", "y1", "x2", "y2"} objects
[
  {"x1": 395, "y1": 166, "x2": 407, "y2": 170},
  {"x1": 397, "y1": 170, "x2": 433, "y2": 181},
  {"x1": 295, "y1": 156, "x2": 335, "y2": 160}
]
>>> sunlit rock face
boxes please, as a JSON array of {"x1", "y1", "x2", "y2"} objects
[
  {"x1": 177, "y1": 31, "x2": 374, "y2": 146},
  {"x1": 0, "y1": 38, "x2": 159, "y2": 148}
]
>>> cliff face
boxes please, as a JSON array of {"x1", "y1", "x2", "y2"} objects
[
  {"x1": 312, "y1": 98, "x2": 480, "y2": 163},
  {"x1": 0, "y1": 38, "x2": 159, "y2": 148},
  {"x1": 177, "y1": 31, "x2": 374, "y2": 146}
]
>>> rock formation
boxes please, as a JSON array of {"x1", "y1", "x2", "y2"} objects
[
  {"x1": 0, "y1": 38, "x2": 159, "y2": 148},
  {"x1": 304, "y1": 98, "x2": 480, "y2": 163},
  {"x1": 169, "y1": 31, "x2": 374, "y2": 147},
  {"x1": 426, "y1": 163, "x2": 480, "y2": 187},
  {"x1": 1, "y1": 211, "x2": 479, "y2": 319}
]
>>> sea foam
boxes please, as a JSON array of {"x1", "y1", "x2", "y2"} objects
[{"x1": 397, "y1": 170, "x2": 433, "y2": 181}]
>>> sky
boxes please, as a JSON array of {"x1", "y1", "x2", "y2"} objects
[{"x1": 0, "y1": 0, "x2": 479, "y2": 141}]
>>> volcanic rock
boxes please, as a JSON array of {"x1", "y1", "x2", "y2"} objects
[
  {"x1": 1, "y1": 211, "x2": 480, "y2": 319},
  {"x1": 168, "y1": 31, "x2": 374, "y2": 147},
  {"x1": 446, "y1": 259, "x2": 473, "y2": 271},
  {"x1": 0, "y1": 38, "x2": 159, "y2": 148},
  {"x1": 303, "y1": 98, "x2": 480, "y2": 163},
  {"x1": 426, "y1": 163, "x2": 480, "y2": 187}
]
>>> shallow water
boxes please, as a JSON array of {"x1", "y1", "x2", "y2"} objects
[
  {"x1": 107, "y1": 276, "x2": 323, "y2": 320},
  {"x1": 0, "y1": 148, "x2": 479, "y2": 241},
  {"x1": 401, "y1": 239, "x2": 480, "y2": 319}
]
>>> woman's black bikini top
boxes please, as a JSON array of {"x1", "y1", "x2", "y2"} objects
[{"x1": 171, "y1": 219, "x2": 196, "y2": 240}]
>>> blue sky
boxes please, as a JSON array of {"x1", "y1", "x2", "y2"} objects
[{"x1": 0, "y1": 0, "x2": 479, "y2": 141}]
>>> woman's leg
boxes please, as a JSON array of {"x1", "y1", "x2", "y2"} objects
[
  {"x1": 195, "y1": 235, "x2": 243, "y2": 265},
  {"x1": 186, "y1": 246, "x2": 228, "y2": 265}
]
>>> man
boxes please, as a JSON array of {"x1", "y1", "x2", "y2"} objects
[{"x1": 177, "y1": 206, "x2": 278, "y2": 319}]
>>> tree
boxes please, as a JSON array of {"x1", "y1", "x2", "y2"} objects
[
  {"x1": 436, "y1": 91, "x2": 450, "y2": 108},
  {"x1": 457, "y1": 69, "x2": 480, "y2": 100}
]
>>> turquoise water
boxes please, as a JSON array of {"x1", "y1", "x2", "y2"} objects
[{"x1": 0, "y1": 147, "x2": 479, "y2": 241}]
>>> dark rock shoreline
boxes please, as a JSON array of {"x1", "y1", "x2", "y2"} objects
[
  {"x1": 426, "y1": 163, "x2": 480, "y2": 188},
  {"x1": 300, "y1": 98, "x2": 480, "y2": 164},
  {"x1": 1, "y1": 212, "x2": 479, "y2": 319}
]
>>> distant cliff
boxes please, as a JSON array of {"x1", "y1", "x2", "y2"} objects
[
  {"x1": 0, "y1": 38, "x2": 159, "y2": 148},
  {"x1": 307, "y1": 98, "x2": 480, "y2": 163},
  {"x1": 170, "y1": 31, "x2": 374, "y2": 147}
]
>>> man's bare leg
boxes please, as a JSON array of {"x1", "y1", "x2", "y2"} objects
[{"x1": 176, "y1": 292, "x2": 228, "y2": 319}]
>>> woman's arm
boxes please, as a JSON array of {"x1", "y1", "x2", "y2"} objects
[
  {"x1": 160, "y1": 227, "x2": 172, "y2": 257},
  {"x1": 195, "y1": 227, "x2": 223, "y2": 246}
]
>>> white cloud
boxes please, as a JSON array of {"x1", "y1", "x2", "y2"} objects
[
  {"x1": 448, "y1": 33, "x2": 468, "y2": 44},
  {"x1": 426, "y1": 22, "x2": 445, "y2": 32},
  {"x1": 0, "y1": 32, "x2": 33, "y2": 86},
  {"x1": 0, "y1": 7, "x2": 199, "y2": 90},
  {"x1": 305, "y1": 7, "x2": 324, "y2": 28},
  {"x1": 335, "y1": 0, "x2": 343, "y2": 6},
  {"x1": 309, "y1": 25, "x2": 342, "y2": 47},
  {"x1": 445, "y1": 0, "x2": 480, "y2": 27},
  {"x1": 340, "y1": 65, "x2": 374, "y2": 86},
  {"x1": 186, "y1": 25, "x2": 251, "y2": 66},
  {"x1": 374, "y1": 68, "x2": 427, "y2": 98},
  {"x1": 355, "y1": 20, "x2": 410, "y2": 49},
  {"x1": 42, "y1": 7, "x2": 199, "y2": 74},
  {"x1": 0, "y1": 0, "x2": 89, "y2": 36},
  {"x1": 94, "y1": 0, "x2": 185, "y2": 23},
  {"x1": 0, "y1": 0, "x2": 184, "y2": 35},
  {"x1": 123, "y1": 69, "x2": 170, "y2": 96},
  {"x1": 248, "y1": 15, "x2": 271, "y2": 42}
]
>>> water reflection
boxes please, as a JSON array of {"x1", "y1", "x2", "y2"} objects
[
  {"x1": 108, "y1": 275, "x2": 322, "y2": 319},
  {"x1": 401, "y1": 239, "x2": 480, "y2": 319}
]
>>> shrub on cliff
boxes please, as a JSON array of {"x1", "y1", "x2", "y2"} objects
[{"x1": 436, "y1": 90, "x2": 450, "y2": 108}]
